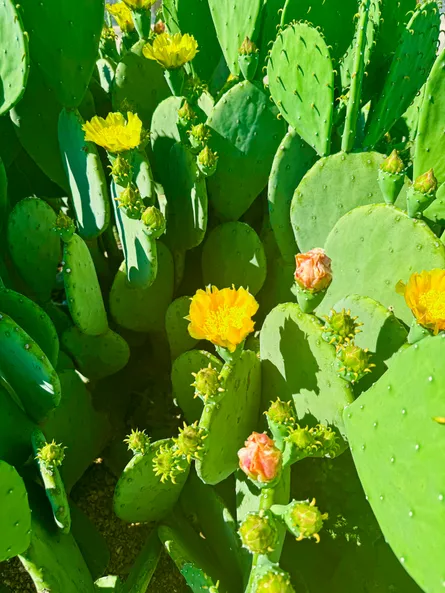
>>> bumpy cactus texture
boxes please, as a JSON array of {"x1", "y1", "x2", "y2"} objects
[{"x1": 1, "y1": 1, "x2": 445, "y2": 592}]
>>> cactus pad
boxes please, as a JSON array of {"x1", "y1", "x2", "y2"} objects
[
  {"x1": 0, "y1": 383, "x2": 36, "y2": 467},
  {"x1": 320, "y1": 204, "x2": 445, "y2": 324},
  {"x1": 63, "y1": 233, "x2": 108, "y2": 336},
  {"x1": 114, "y1": 439, "x2": 190, "y2": 523},
  {"x1": 260, "y1": 303, "x2": 353, "y2": 441},
  {"x1": 344, "y1": 335, "x2": 445, "y2": 593},
  {"x1": 206, "y1": 80, "x2": 285, "y2": 220},
  {"x1": 0, "y1": 460, "x2": 32, "y2": 561},
  {"x1": 268, "y1": 22, "x2": 334, "y2": 157},
  {"x1": 196, "y1": 349, "x2": 261, "y2": 484},
  {"x1": 202, "y1": 222, "x2": 267, "y2": 296},
  {"x1": 166, "y1": 296, "x2": 199, "y2": 361}
]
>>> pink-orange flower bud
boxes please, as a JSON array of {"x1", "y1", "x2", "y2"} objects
[
  {"x1": 152, "y1": 20, "x2": 166, "y2": 35},
  {"x1": 294, "y1": 248, "x2": 332, "y2": 293},
  {"x1": 238, "y1": 432, "x2": 282, "y2": 484}
]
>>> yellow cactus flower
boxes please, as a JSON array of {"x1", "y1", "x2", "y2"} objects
[
  {"x1": 143, "y1": 33, "x2": 198, "y2": 70},
  {"x1": 122, "y1": 0, "x2": 156, "y2": 9},
  {"x1": 82, "y1": 112, "x2": 142, "y2": 153},
  {"x1": 106, "y1": 2, "x2": 134, "y2": 33},
  {"x1": 397, "y1": 269, "x2": 445, "y2": 334},
  {"x1": 187, "y1": 286, "x2": 259, "y2": 352}
]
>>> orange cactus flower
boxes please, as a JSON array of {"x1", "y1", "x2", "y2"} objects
[
  {"x1": 294, "y1": 248, "x2": 332, "y2": 292},
  {"x1": 238, "y1": 432, "x2": 282, "y2": 484}
]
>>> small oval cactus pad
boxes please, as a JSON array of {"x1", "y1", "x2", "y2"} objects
[
  {"x1": 320, "y1": 204, "x2": 445, "y2": 324},
  {"x1": 344, "y1": 335, "x2": 445, "y2": 593},
  {"x1": 0, "y1": 460, "x2": 32, "y2": 561}
]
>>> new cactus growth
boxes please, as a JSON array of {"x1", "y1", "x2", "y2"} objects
[
  {"x1": 173, "y1": 421, "x2": 207, "y2": 462},
  {"x1": 35, "y1": 439, "x2": 66, "y2": 469},
  {"x1": 53, "y1": 211, "x2": 76, "y2": 243},
  {"x1": 322, "y1": 309, "x2": 363, "y2": 348},
  {"x1": 239, "y1": 511, "x2": 279, "y2": 554},
  {"x1": 188, "y1": 123, "x2": 211, "y2": 154},
  {"x1": 407, "y1": 168, "x2": 438, "y2": 218},
  {"x1": 197, "y1": 146, "x2": 219, "y2": 177},
  {"x1": 255, "y1": 569, "x2": 295, "y2": 593},
  {"x1": 238, "y1": 37, "x2": 259, "y2": 81},
  {"x1": 141, "y1": 206, "x2": 166, "y2": 238},
  {"x1": 378, "y1": 150, "x2": 406, "y2": 205},
  {"x1": 124, "y1": 428, "x2": 151, "y2": 455},
  {"x1": 191, "y1": 364, "x2": 224, "y2": 401},
  {"x1": 336, "y1": 341, "x2": 376, "y2": 383},
  {"x1": 284, "y1": 499, "x2": 328, "y2": 543},
  {"x1": 152, "y1": 442, "x2": 189, "y2": 484}
]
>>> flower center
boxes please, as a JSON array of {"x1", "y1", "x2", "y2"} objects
[
  {"x1": 419, "y1": 289, "x2": 445, "y2": 320},
  {"x1": 204, "y1": 304, "x2": 245, "y2": 339}
]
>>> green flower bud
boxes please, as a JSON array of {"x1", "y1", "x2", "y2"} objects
[
  {"x1": 124, "y1": 429, "x2": 150, "y2": 455},
  {"x1": 255, "y1": 569, "x2": 295, "y2": 593},
  {"x1": 312, "y1": 424, "x2": 341, "y2": 458},
  {"x1": 36, "y1": 440, "x2": 66, "y2": 469},
  {"x1": 336, "y1": 341, "x2": 375, "y2": 383},
  {"x1": 238, "y1": 37, "x2": 259, "y2": 81},
  {"x1": 54, "y1": 211, "x2": 76, "y2": 242},
  {"x1": 239, "y1": 36, "x2": 258, "y2": 56},
  {"x1": 116, "y1": 185, "x2": 145, "y2": 219},
  {"x1": 266, "y1": 398, "x2": 295, "y2": 425},
  {"x1": 109, "y1": 154, "x2": 133, "y2": 186},
  {"x1": 188, "y1": 123, "x2": 211, "y2": 154},
  {"x1": 413, "y1": 168, "x2": 438, "y2": 195},
  {"x1": 177, "y1": 100, "x2": 197, "y2": 128},
  {"x1": 173, "y1": 421, "x2": 207, "y2": 462},
  {"x1": 183, "y1": 75, "x2": 207, "y2": 104},
  {"x1": 381, "y1": 149, "x2": 404, "y2": 174},
  {"x1": 141, "y1": 206, "x2": 166, "y2": 238},
  {"x1": 285, "y1": 498, "x2": 328, "y2": 543},
  {"x1": 191, "y1": 364, "x2": 224, "y2": 401},
  {"x1": 152, "y1": 443, "x2": 188, "y2": 484},
  {"x1": 239, "y1": 511, "x2": 279, "y2": 554},
  {"x1": 197, "y1": 146, "x2": 218, "y2": 177},
  {"x1": 286, "y1": 425, "x2": 320, "y2": 454},
  {"x1": 322, "y1": 308, "x2": 362, "y2": 348}
]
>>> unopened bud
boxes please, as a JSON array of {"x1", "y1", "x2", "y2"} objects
[
  {"x1": 188, "y1": 123, "x2": 211, "y2": 154},
  {"x1": 54, "y1": 211, "x2": 75, "y2": 242},
  {"x1": 381, "y1": 149, "x2": 404, "y2": 175},
  {"x1": 152, "y1": 442, "x2": 188, "y2": 484},
  {"x1": 239, "y1": 36, "x2": 258, "y2": 56},
  {"x1": 191, "y1": 364, "x2": 224, "y2": 401},
  {"x1": 255, "y1": 569, "x2": 295, "y2": 593},
  {"x1": 173, "y1": 422, "x2": 207, "y2": 462},
  {"x1": 322, "y1": 309, "x2": 362, "y2": 348},
  {"x1": 197, "y1": 146, "x2": 218, "y2": 177},
  {"x1": 284, "y1": 498, "x2": 328, "y2": 543},
  {"x1": 141, "y1": 206, "x2": 166, "y2": 238},
  {"x1": 117, "y1": 185, "x2": 145, "y2": 219},
  {"x1": 238, "y1": 432, "x2": 282, "y2": 485},
  {"x1": 124, "y1": 429, "x2": 150, "y2": 455},
  {"x1": 294, "y1": 248, "x2": 332, "y2": 293},
  {"x1": 336, "y1": 341, "x2": 375, "y2": 383},
  {"x1": 238, "y1": 37, "x2": 259, "y2": 81},
  {"x1": 239, "y1": 511, "x2": 278, "y2": 554},
  {"x1": 413, "y1": 168, "x2": 438, "y2": 195},
  {"x1": 109, "y1": 154, "x2": 133, "y2": 186},
  {"x1": 36, "y1": 440, "x2": 66, "y2": 469}
]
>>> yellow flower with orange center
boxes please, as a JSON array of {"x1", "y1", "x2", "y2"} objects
[
  {"x1": 106, "y1": 2, "x2": 134, "y2": 33},
  {"x1": 397, "y1": 269, "x2": 445, "y2": 334},
  {"x1": 82, "y1": 112, "x2": 142, "y2": 153},
  {"x1": 187, "y1": 286, "x2": 259, "y2": 352},
  {"x1": 143, "y1": 33, "x2": 198, "y2": 70}
]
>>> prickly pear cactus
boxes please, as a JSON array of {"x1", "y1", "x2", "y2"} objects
[{"x1": 0, "y1": 461, "x2": 31, "y2": 562}]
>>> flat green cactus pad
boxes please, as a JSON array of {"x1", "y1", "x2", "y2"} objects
[
  {"x1": 114, "y1": 439, "x2": 190, "y2": 523},
  {"x1": 291, "y1": 152, "x2": 399, "y2": 252},
  {"x1": 268, "y1": 22, "x2": 334, "y2": 157},
  {"x1": 63, "y1": 233, "x2": 108, "y2": 336},
  {"x1": 119, "y1": 531, "x2": 161, "y2": 593},
  {"x1": 94, "y1": 576, "x2": 123, "y2": 591},
  {"x1": 109, "y1": 242, "x2": 174, "y2": 333},
  {"x1": 260, "y1": 303, "x2": 353, "y2": 441},
  {"x1": 58, "y1": 108, "x2": 110, "y2": 240},
  {"x1": 196, "y1": 350, "x2": 262, "y2": 484},
  {"x1": 320, "y1": 204, "x2": 445, "y2": 324},
  {"x1": 150, "y1": 96, "x2": 182, "y2": 188},
  {"x1": 61, "y1": 326, "x2": 130, "y2": 381},
  {"x1": 7, "y1": 197, "x2": 61, "y2": 302},
  {"x1": 0, "y1": 460, "x2": 32, "y2": 562},
  {"x1": 202, "y1": 222, "x2": 267, "y2": 296},
  {"x1": 166, "y1": 296, "x2": 199, "y2": 361},
  {"x1": 344, "y1": 335, "x2": 445, "y2": 593},
  {"x1": 172, "y1": 349, "x2": 223, "y2": 424},
  {"x1": 19, "y1": 485, "x2": 95, "y2": 593},
  {"x1": 71, "y1": 503, "x2": 110, "y2": 581},
  {"x1": 0, "y1": 312, "x2": 61, "y2": 422},
  {"x1": 0, "y1": 0, "x2": 29, "y2": 115},
  {"x1": 41, "y1": 370, "x2": 110, "y2": 493},
  {"x1": 206, "y1": 80, "x2": 285, "y2": 221},
  {"x1": 0, "y1": 383, "x2": 36, "y2": 467},
  {"x1": 0, "y1": 288, "x2": 59, "y2": 366}
]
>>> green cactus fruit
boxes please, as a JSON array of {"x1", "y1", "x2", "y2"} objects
[
  {"x1": 115, "y1": 185, "x2": 145, "y2": 220},
  {"x1": 201, "y1": 222, "x2": 267, "y2": 296},
  {"x1": 53, "y1": 210, "x2": 76, "y2": 242},
  {"x1": 407, "y1": 169, "x2": 438, "y2": 219},
  {"x1": 191, "y1": 363, "x2": 224, "y2": 402},
  {"x1": 63, "y1": 233, "x2": 108, "y2": 336},
  {"x1": 364, "y1": 2, "x2": 440, "y2": 148},
  {"x1": 320, "y1": 204, "x2": 445, "y2": 325},
  {"x1": 207, "y1": 0, "x2": 262, "y2": 75},
  {"x1": 238, "y1": 37, "x2": 259, "y2": 81},
  {"x1": 336, "y1": 341, "x2": 375, "y2": 384},
  {"x1": 322, "y1": 309, "x2": 363, "y2": 348},
  {"x1": 141, "y1": 206, "x2": 166, "y2": 238},
  {"x1": 239, "y1": 511, "x2": 279, "y2": 554},
  {"x1": 173, "y1": 422, "x2": 207, "y2": 462},
  {"x1": 109, "y1": 154, "x2": 133, "y2": 187},
  {"x1": 414, "y1": 49, "x2": 445, "y2": 185},
  {"x1": 172, "y1": 350, "x2": 223, "y2": 423},
  {"x1": 0, "y1": 0, "x2": 29, "y2": 115},
  {"x1": 58, "y1": 108, "x2": 110, "y2": 239},
  {"x1": 32, "y1": 428, "x2": 71, "y2": 534},
  {"x1": 266, "y1": 398, "x2": 295, "y2": 449},
  {"x1": 177, "y1": 100, "x2": 197, "y2": 130},
  {"x1": 268, "y1": 22, "x2": 334, "y2": 157},
  {"x1": 112, "y1": 40, "x2": 170, "y2": 130},
  {"x1": 378, "y1": 150, "x2": 406, "y2": 206},
  {"x1": 254, "y1": 568, "x2": 295, "y2": 593},
  {"x1": 284, "y1": 499, "x2": 328, "y2": 543},
  {"x1": 124, "y1": 428, "x2": 151, "y2": 455},
  {"x1": 197, "y1": 146, "x2": 218, "y2": 177},
  {"x1": 0, "y1": 460, "x2": 32, "y2": 562},
  {"x1": 188, "y1": 123, "x2": 211, "y2": 155},
  {"x1": 206, "y1": 80, "x2": 285, "y2": 221}
]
